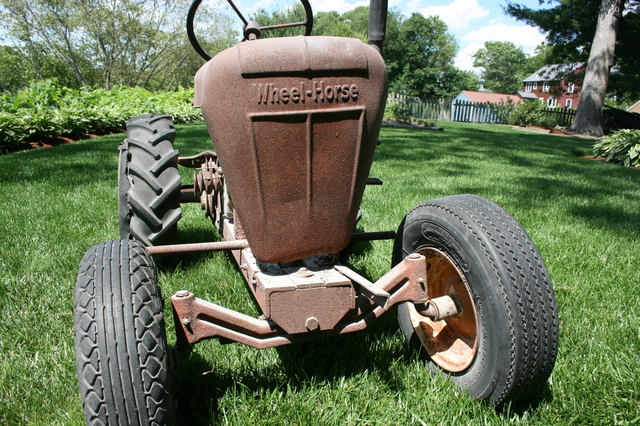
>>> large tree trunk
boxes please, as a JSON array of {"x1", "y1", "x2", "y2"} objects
[{"x1": 570, "y1": 0, "x2": 624, "y2": 136}]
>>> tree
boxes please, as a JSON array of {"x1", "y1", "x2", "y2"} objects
[
  {"x1": 313, "y1": 11, "x2": 364, "y2": 40},
  {"x1": 385, "y1": 13, "x2": 459, "y2": 98},
  {"x1": 249, "y1": 2, "x2": 310, "y2": 38},
  {"x1": 472, "y1": 41, "x2": 529, "y2": 94},
  {"x1": 570, "y1": 0, "x2": 624, "y2": 136},
  {"x1": 0, "y1": 46, "x2": 33, "y2": 91},
  {"x1": 505, "y1": 0, "x2": 640, "y2": 101},
  {"x1": 292, "y1": 6, "x2": 472, "y2": 98},
  {"x1": 526, "y1": 43, "x2": 554, "y2": 73},
  {"x1": 0, "y1": 0, "x2": 239, "y2": 90},
  {"x1": 441, "y1": 68, "x2": 480, "y2": 94}
]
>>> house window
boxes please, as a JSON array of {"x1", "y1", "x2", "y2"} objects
[
  {"x1": 542, "y1": 82, "x2": 550, "y2": 93},
  {"x1": 547, "y1": 97, "x2": 557, "y2": 107},
  {"x1": 567, "y1": 82, "x2": 575, "y2": 93},
  {"x1": 525, "y1": 82, "x2": 532, "y2": 92},
  {"x1": 566, "y1": 99, "x2": 573, "y2": 108},
  {"x1": 533, "y1": 82, "x2": 538, "y2": 90}
]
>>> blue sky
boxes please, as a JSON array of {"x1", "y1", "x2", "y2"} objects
[
  {"x1": 239, "y1": 0, "x2": 547, "y2": 71},
  {"x1": 312, "y1": 0, "x2": 547, "y2": 70},
  {"x1": 0, "y1": 0, "x2": 547, "y2": 73}
]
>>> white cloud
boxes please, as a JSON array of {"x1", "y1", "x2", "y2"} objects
[
  {"x1": 310, "y1": 0, "x2": 368, "y2": 13},
  {"x1": 455, "y1": 42, "x2": 484, "y2": 71},
  {"x1": 455, "y1": 23, "x2": 545, "y2": 71},
  {"x1": 461, "y1": 23, "x2": 545, "y2": 53},
  {"x1": 419, "y1": 0, "x2": 489, "y2": 32},
  {"x1": 389, "y1": 0, "x2": 406, "y2": 9}
]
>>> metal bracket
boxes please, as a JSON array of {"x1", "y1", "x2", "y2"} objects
[
  {"x1": 177, "y1": 151, "x2": 217, "y2": 168},
  {"x1": 171, "y1": 252, "x2": 428, "y2": 349}
]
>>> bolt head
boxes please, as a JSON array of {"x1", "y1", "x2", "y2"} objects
[
  {"x1": 175, "y1": 290, "x2": 191, "y2": 298},
  {"x1": 305, "y1": 317, "x2": 320, "y2": 331},
  {"x1": 297, "y1": 267, "x2": 313, "y2": 277}
]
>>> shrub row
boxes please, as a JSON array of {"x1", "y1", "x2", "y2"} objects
[
  {"x1": 0, "y1": 79, "x2": 203, "y2": 152},
  {"x1": 488, "y1": 99, "x2": 570, "y2": 128}
]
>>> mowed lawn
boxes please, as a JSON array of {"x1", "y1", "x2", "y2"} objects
[{"x1": 0, "y1": 120, "x2": 638, "y2": 425}]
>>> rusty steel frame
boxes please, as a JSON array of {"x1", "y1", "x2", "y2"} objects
[
  {"x1": 171, "y1": 251, "x2": 428, "y2": 350},
  {"x1": 164, "y1": 20, "x2": 398, "y2": 354},
  {"x1": 160, "y1": 137, "x2": 407, "y2": 350},
  {"x1": 145, "y1": 232, "x2": 395, "y2": 256},
  {"x1": 163, "y1": 196, "x2": 426, "y2": 350}
]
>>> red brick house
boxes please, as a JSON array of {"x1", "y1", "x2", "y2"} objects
[{"x1": 520, "y1": 64, "x2": 582, "y2": 109}]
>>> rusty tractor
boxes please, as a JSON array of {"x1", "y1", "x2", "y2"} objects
[{"x1": 73, "y1": 0, "x2": 559, "y2": 424}]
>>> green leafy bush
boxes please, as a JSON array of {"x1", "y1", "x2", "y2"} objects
[
  {"x1": 384, "y1": 101, "x2": 412, "y2": 122},
  {"x1": 0, "y1": 79, "x2": 203, "y2": 152},
  {"x1": 0, "y1": 112, "x2": 28, "y2": 153},
  {"x1": 593, "y1": 129, "x2": 640, "y2": 167},
  {"x1": 509, "y1": 100, "x2": 546, "y2": 127},
  {"x1": 487, "y1": 99, "x2": 517, "y2": 124},
  {"x1": 508, "y1": 100, "x2": 563, "y2": 128},
  {"x1": 536, "y1": 115, "x2": 558, "y2": 128},
  {"x1": 411, "y1": 118, "x2": 435, "y2": 127}
]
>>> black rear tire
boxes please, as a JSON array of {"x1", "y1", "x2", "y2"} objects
[
  {"x1": 74, "y1": 239, "x2": 176, "y2": 425},
  {"x1": 119, "y1": 114, "x2": 181, "y2": 246},
  {"x1": 393, "y1": 194, "x2": 559, "y2": 408}
]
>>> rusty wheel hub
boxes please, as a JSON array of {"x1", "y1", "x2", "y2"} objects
[{"x1": 408, "y1": 248, "x2": 478, "y2": 373}]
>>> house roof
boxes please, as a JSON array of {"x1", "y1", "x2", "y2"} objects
[
  {"x1": 523, "y1": 63, "x2": 582, "y2": 82},
  {"x1": 518, "y1": 91, "x2": 538, "y2": 100},
  {"x1": 460, "y1": 90, "x2": 521, "y2": 104}
]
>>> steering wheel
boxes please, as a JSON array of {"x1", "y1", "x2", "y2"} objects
[{"x1": 187, "y1": 0, "x2": 314, "y2": 61}]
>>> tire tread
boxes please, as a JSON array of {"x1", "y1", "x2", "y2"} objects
[
  {"x1": 74, "y1": 240, "x2": 175, "y2": 426},
  {"x1": 397, "y1": 194, "x2": 558, "y2": 407},
  {"x1": 120, "y1": 114, "x2": 181, "y2": 246}
]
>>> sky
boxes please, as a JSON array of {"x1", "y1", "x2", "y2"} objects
[
  {"x1": 241, "y1": 0, "x2": 547, "y2": 72},
  {"x1": 1, "y1": 0, "x2": 546, "y2": 73},
  {"x1": 310, "y1": 0, "x2": 547, "y2": 71}
]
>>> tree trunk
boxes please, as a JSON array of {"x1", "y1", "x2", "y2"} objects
[{"x1": 570, "y1": 0, "x2": 624, "y2": 136}]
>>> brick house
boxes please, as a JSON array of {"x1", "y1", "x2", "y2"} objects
[{"x1": 520, "y1": 64, "x2": 582, "y2": 109}]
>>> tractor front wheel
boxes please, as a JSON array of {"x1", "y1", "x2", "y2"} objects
[
  {"x1": 74, "y1": 239, "x2": 176, "y2": 425},
  {"x1": 393, "y1": 194, "x2": 559, "y2": 408}
]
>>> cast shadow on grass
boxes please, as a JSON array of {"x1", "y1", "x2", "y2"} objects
[
  {"x1": 377, "y1": 126, "x2": 586, "y2": 167},
  {"x1": 165, "y1": 229, "x2": 555, "y2": 424},
  {"x1": 494, "y1": 170, "x2": 640, "y2": 239},
  {"x1": 570, "y1": 204, "x2": 640, "y2": 239},
  {"x1": 0, "y1": 136, "x2": 122, "y2": 186},
  {"x1": 172, "y1": 319, "x2": 555, "y2": 425},
  {"x1": 164, "y1": 221, "x2": 413, "y2": 424},
  {"x1": 172, "y1": 315, "x2": 411, "y2": 425}
]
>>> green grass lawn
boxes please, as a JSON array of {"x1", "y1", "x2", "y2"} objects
[{"x1": 1, "y1": 121, "x2": 638, "y2": 425}]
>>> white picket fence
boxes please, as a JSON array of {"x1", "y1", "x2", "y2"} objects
[
  {"x1": 387, "y1": 93, "x2": 576, "y2": 125},
  {"x1": 387, "y1": 92, "x2": 452, "y2": 122}
]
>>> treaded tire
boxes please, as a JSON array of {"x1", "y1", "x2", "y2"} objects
[
  {"x1": 119, "y1": 114, "x2": 181, "y2": 246},
  {"x1": 74, "y1": 239, "x2": 176, "y2": 425},
  {"x1": 392, "y1": 194, "x2": 559, "y2": 408}
]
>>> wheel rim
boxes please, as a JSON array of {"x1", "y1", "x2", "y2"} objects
[{"x1": 408, "y1": 247, "x2": 478, "y2": 372}]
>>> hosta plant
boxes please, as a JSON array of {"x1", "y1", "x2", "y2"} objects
[{"x1": 593, "y1": 129, "x2": 640, "y2": 167}]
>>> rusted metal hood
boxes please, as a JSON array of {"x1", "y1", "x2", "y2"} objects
[{"x1": 194, "y1": 36, "x2": 388, "y2": 263}]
